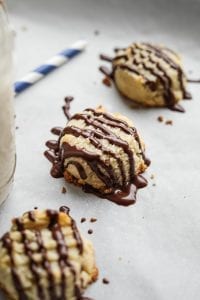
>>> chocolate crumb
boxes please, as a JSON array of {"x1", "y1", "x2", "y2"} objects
[
  {"x1": 90, "y1": 218, "x2": 97, "y2": 223},
  {"x1": 61, "y1": 187, "x2": 67, "y2": 194},
  {"x1": 165, "y1": 120, "x2": 173, "y2": 125},
  {"x1": 150, "y1": 174, "x2": 155, "y2": 180},
  {"x1": 102, "y1": 76, "x2": 112, "y2": 87},
  {"x1": 81, "y1": 217, "x2": 86, "y2": 223},
  {"x1": 94, "y1": 30, "x2": 100, "y2": 36},
  {"x1": 88, "y1": 229, "x2": 93, "y2": 234},
  {"x1": 152, "y1": 183, "x2": 156, "y2": 187},
  {"x1": 34, "y1": 207, "x2": 38, "y2": 210},
  {"x1": 16, "y1": 126, "x2": 19, "y2": 130},
  {"x1": 102, "y1": 278, "x2": 110, "y2": 284},
  {"x1": 157, "y1": 116, "x2": 164, "y2": 122}
]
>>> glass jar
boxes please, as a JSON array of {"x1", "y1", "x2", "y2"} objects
[{"x1": 0, "y1": 1, "x2": 15, "y2": 205}]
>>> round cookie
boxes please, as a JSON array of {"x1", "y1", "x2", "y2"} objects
[
  {"x1": 45, "y1": 106, "x2": 150, "y2": 206},
  {"x1": 111, "y1": 43, "x2": 190, "y2": 109},
  {"x1": 0, "y1": 208, "x2": 98, "y2": 300}
]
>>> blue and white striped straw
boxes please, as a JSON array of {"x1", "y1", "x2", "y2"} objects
[{"x1": 14, "y1": 40, "x2": 87, "y2": 96}]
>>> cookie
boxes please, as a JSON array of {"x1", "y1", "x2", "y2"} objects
[
  {"x1": 101, "y1": 43, "x2": 191, "y2": 112},
  {"x1": 0, "y1": 207, "x2": 98, "y2": 300},
  {"x1": 45, "y1": 106, "x2": 150, "y2": 206}
]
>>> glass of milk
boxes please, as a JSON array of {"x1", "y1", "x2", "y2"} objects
[{"x1": 0, "y1": 1, "x2": 15, "y2": 205}]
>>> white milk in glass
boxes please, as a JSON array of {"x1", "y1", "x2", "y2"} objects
[{"x1": 0, "y1": 1, "x2": 15, "y2": 205}]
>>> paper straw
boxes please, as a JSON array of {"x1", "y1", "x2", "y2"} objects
[{"x1": 14, "y1": 40, "x2": 87, "y2": 96}]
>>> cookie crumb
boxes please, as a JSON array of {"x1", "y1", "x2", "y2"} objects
[
  {"x1": 165, "y1": 120, "x2": 173, "y2": 125},
  {"x1": 157, "y1": 116, "x2": 164, "y2": 122},
  {"x1": 94, "y1": 30, "x2": 100, "y2": 36},
  {"x1": 88, "y1": 229, "x2": 93, "y2": 234},
  {"x1": 152, "y1": 183, "x2": 156, "y2": 187},
  {"x1": 61, "y1": 187, "x2": 67, "y2": 194},
  {"x1": 102, "y1": 278, "x2": 110, "y2": 284},
  {"x1": 15, "y1": 126, "x2": 19, "y2": 130},
  {"x1": 81, "y1": 217, "x2": 86, "y2": 223},
  {"x1": 90, "y1": 218, "x2": 97, "y2": 223},
  {"x1": 102, "y1": 76, "x2": 112, "y2": 87},
  {"x1": 34, "y1": 207, "x2": 38, "y2": 210},
  {"x1": 150, "y1": 174, "x2": 155, "y2": 180}
]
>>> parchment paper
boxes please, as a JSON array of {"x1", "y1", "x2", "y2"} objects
[{"x1": 1, "y1": 0, "x2": 200, "y2": 299}]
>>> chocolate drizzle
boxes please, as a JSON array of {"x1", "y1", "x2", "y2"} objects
[
  {"x1": 168, "y1": 103, "x2": 185, "y2": 113},
  {"x1": 99, "y1": 66, "x2": 113, "y2": 78},
  {"x1": 28, "y1": 211, "x2": 36, "y2": 222},
  {"x1": 99, "y1": 54, "x2": 113, "y2": 62},
  {"x1": 100, "y1": 42, "x2": 192, "y2": 112},
  {"x1": 2, "y1": 233, "x2": 28, "y2": 300},
  {"x1": 44, "y1": 105, "x2": 150, "y2": 206},
  {"x1": 51, "y1": 223, "x2": 81, "y2": 299},
  {"x1": 59, "y1": 205, "x2": 70, "y2": 214},
  {"x1": 59, "y1": 206, "x2": 83, "y2": 254},
  {"x1": 83, "y1": 175, "x2": 147, "y2": 206},
  {"x1": 35, "y1": 230, "x2": 57, "y2": 299},
  {"x1": 17, "y1": 223, "x2": 45, "y2": 299},
  {"x1": 66, "y1": 160, "x2": 87, "y2": 180},
  {"x1": 51, "y1": 126, "x2": 63, "y2": 136},
  {"x1": 62, "y1": 96, "x2": 74, "y2": 120},
  {"x1": 132, "y1": 45, "x2": 176, "y2": 107},
  {"x1": 44, "y1": 126, "x2": 64, "y2": 178},
  {"x1": 1, "y1": 209, "x2": 84, "y2": 300},
  {"x1": 187, "y1": 78, "x2": 200, "y2": 83},
  {"x1": 114, "y1": 47, "x2": 126, "y2": 52},
  {"x1": 142, "y1": 43, "x2": 189, "y2": 100}
]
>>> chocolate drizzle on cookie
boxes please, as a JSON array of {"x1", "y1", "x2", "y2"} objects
[
  {"x1": 2, "y1": 233, "x2": 28, "y2": 300},
  {"x1": 99, "y1": 54, "x2": 113, "y2": 62},
  {"x1": 1, "y1": 209, "x2": 84, "y2": 300},
  {"x1": 62, "y1": 96, "x2": 74, "y2": 120},
  {"x1": 99, "y1": 65, "x2": 113, "y2": 78},
  {"x1": 100, "y1": 42, "x2": 192, "y2": 112},
  {"x1": 187, "y1": 78, "x2": 200, "y2": 83},
  {"x1": 45, "y1": 106, "x2": 150, "y2": 206},
  {"x1": 44, "y1": 127, "x2": 64, "y2": 178},
  {"x1": 28, "y1": 210, "x2": 36, "y2": 222}
]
